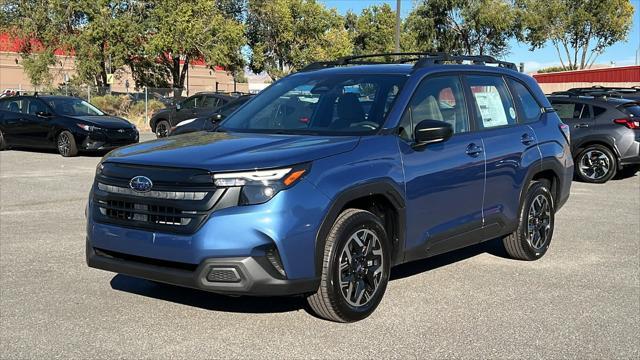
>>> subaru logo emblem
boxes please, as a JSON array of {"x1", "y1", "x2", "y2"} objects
[
  {"x1": 118, "y1": 129, "x2": 125, "y2": 133},
  {"x1": 129, "y1": 176, "x2": 153, "y2": 193}
]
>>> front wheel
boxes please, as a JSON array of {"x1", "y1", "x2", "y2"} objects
[
  {"x1": 155, "y1": 120, "x2": 170, "y2": 138},
  {"x1": 57, "y1": 131, "x2": 78, "y2": 157},
  {"x1": 503, "y1": 181, "x2": 555, "y2": 261},
  {"x1": 575, "y1": 144, "x2": 617, "y2": 183},
  {"x1": 306, "y1": 209, "x2": 390, "y2": 322},
  {"x1": 0, "y1": 129, "x2": 6, "y2": 150}
]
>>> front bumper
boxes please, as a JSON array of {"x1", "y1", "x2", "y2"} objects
[
  {"x1": 87, "y1": 244, "x2": 319, "y2": 296},
  {"x1": 77, "y1": 130, "x2": 139, "y2": 151}
]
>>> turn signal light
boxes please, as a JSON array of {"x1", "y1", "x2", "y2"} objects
[{"x1": 283, "y1": 169, "x2": 306, "y2": 186}]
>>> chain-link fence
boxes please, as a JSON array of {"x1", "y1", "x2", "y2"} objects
[{"x1": 0, "y1": 82, "x2": 249, "y2": 132}]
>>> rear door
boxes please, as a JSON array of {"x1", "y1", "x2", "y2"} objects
[
  {"x1": 549, "y1": 99, "x2": 594, "y2": 144},
  {"x1": 175, "y1": 95, "x2": 203, "y2": 123},
  {"x1": 464, "y1": 74, "x2": 540, "y2": 236},
  {"x1": 0, "y1": 97, "x2": 31, "y2": 146}
]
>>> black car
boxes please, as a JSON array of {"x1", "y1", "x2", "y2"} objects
[
  {"x1": 150, "y1": 92, "x2": 233, "y2": 137},
  {"x1": 562, "y1": 86, "x2": 640, "y2": 101},
  {"x1": 169, "y1": 95, "x2": 254, "y2": 136},
  {"x1": 548, "y1": 93, "x2": 640, "y2": 183},
  {"x1": 0, "y1": 95, "x2": 139, "y2": 157}
]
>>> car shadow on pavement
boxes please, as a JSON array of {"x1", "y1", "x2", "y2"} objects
[
  {"x1": 109, "y1": 238, "x2": 508, "y2": 316},
  {"x1": 109, "y1": 274, "x2": 306, "y2": 314},
  {"x1": 5, "y1": 147, "x2": 107, "y2": 157},
  {"x1": 390, "y1": 237, "x2": 509, "y2": 281}
]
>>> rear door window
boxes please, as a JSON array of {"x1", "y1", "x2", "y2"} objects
[
  {"x1": 465, "y1": 75, "x2": 517, "y2": 129},
  {"x1": 551, "y1": 102, "x2": 590, "y2": 120},
  {"x1": 0, "y1": 98, "x2": 24, "y2": 113}
]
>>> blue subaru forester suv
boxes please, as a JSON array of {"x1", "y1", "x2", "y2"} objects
[{"x1": 86, "y1": 54, "x2": 573, "y2": 322}]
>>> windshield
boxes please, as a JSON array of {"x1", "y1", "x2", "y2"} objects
[
  {"x1": 46, "y1": 98, "x2": 105, "y2": 116},
  {"x1": 219, "y1": 73, "x2": 407, "y2": 135}
]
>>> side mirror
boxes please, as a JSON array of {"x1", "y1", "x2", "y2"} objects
[
  {"x1": 35, "y1": 111, "x2": 52, "y2": 118},
  {"x1": 211, "y1": 113, "x2": 223, "y2": 123},
  {"x1": 413, "y1": 120, "x2": 453, "y2": 147}
]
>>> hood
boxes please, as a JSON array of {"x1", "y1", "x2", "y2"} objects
[
  {"x1": 72, "y1": 115, "x2": 134, "y2": 129},
  {"x1": 104, "y1": 131, "x2": 360, "y2": 172}
]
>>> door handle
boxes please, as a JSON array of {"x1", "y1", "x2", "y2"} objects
[
  {"x1": 465, "y1": 143, "x2": 483, "y2": 157},
  {"x1": 521, "y1": 134, "x2": 536, "y2": 145},
  {"x1": 575, "y1": 123, "x2": 589, "y2": 128}
]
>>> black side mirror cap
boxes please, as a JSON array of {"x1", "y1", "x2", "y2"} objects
[
  {"x1": 413, "y1": 119, "x2": 453, "y2": 147},
  {"x1": 211, "y1": 113, "x2": 223, "y2": 122}
]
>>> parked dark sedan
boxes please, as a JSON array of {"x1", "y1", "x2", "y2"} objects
[
  {"x1": 169, "y1": 95, "x2": 254, "y2": 136},
  {"x1": 0, "y1": 95, "x2": 138, "y2": 157},
  {"x1": 150, "y1": 92, "x2": 233, "y2": 137}
]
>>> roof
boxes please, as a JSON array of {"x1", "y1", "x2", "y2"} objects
[
  {"x1": 293, "y1": 63, "x2": 521, "y2": 76},
  {"x1": 547, "y1": 95, "x2": 637, "y2": 106}
]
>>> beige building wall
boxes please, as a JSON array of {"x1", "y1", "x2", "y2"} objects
[{"x1": 0, "y1": 52, "x2": 247, "y2": 94}]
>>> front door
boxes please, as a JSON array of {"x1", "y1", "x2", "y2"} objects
[{"x1": 398, "y1": 75, "x2": 486, "y2": 260}]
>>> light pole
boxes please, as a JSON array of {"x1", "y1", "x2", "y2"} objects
[{"x1": 395, "y1": 0, "x2": 401, "y2": 52}]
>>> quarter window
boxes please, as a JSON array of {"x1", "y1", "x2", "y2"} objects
[
  {"x1": 465, "y1": 75, "x2": 517, "y2": 129},
  {"x1": 508, "y1": 80, "x2": 541, "y2": 123},
  {"x1": 399, "y1": 75, "x2": 469, "y2": 141}
]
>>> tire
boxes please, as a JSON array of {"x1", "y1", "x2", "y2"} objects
[
  {"x1": 306, "y1": 208, "x2": 391, "y2": 323},
  {"x1": 574, "y1": 144, "x2": 617, "y2": 183},
  {"x1": 503, "y1": 181, "x2": 555, "y2": 261},
  {"x1": 0, "y1": 129, "x2": 6, "y2": 150},
  {"x1": 155, "y1": 120, "x2": 170, "y2": 138},
  {"x1": 57, "y1": 131, "x2": 78, "y2": 157}
]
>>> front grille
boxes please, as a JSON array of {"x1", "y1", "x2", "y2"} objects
[
  {"x1": 98, "y1": 199, "x2": 193, "y2": 226},
  {"x1": 92, "y1": 162, "x2": 237, "y2": 234}
]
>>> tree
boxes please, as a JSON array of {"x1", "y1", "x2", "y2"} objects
[
  {"x1": 404, "y1": 0, "x2": 518, "y2": 57},
  {"x1": 517, "y1": 0, "x2": 634, "y2": 70},
  {"x1": 0, "y1": 0, "x2": 77, "y2": 88},
  {"x1": 247, "y1": 0, "x2": 351, "y2": 80},
  {"x1": 348, "y1": 4, "x2": 396, "y2": 55},
  {"x1": 145, "y1": 0, "x2": 245, "y2": 90}
]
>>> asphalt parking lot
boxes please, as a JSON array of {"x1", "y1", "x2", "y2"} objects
[{"x1": 1, "y1": 136, "x2": 639, "y2": 359}]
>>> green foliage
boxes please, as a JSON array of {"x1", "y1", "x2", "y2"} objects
[
  {"x1": 145, "y1": 0, "x2": 245, "y2": 89},
  {"x1": 91, "y1": 94, "x2": 164, "y2": 129},
  {"x1": 349, "y1": 4, "x2": 397, "y2": 55},
  {"x1": 517, "y1": 0, "x2": 634, "y2": 69},
  {"x1": 404, "y1": 0, "x2": 518, "y2": 56},
  {"x1": 247, "y1": 0, "x2": 351, "y2": 80},
  {"x1": 536, "y1": 65, "x2": 578, "y2": 73}
]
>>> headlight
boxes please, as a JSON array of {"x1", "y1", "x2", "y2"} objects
[
  {"x1": 77, "y1": 123, "x2": 100, "y2": 131},
  {"x1": 213, "y1": 164, "x2": 309, "y2": 205}
]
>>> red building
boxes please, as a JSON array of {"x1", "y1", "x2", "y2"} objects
[{"x1": 533, "y1": 66, "x2": 640, "y2": 93}]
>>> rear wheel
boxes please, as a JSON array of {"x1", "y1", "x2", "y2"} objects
[
  {"x1": 306, "y1": 209, "x2": 390, "y2": 322},
  {"x1": 57, "y1": 131, "x2": 78, "y2": 157},
  {"x1": 503, "y1": 181, "x2": 555, "y2": 261},
  {"x1": 155, "y1": 120, "x2": 170, "y2": 138},
  {"x1": 575, "y1": 144, "x2": 617, "y2": 183}
]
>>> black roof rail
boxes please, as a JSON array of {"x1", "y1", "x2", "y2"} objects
[
  {"x1": 549, "y1": 89, "x2": 626, "y2": 99},
  {"x1": 301, "y1": 52, "x2": 518, "y2": 72}
]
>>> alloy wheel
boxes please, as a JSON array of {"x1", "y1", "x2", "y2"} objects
[
  {"x1": 57, "y1": 133, "x2": 70, "y2": 156},
  {"x1": 156, "y1": 122, "x2": 169, "y2": 137},
  {"x1": 338, "y1": 229, "x2": 385, "y2": 307},
  {"x1": 579, "y1": 150, "x2": 610, "y2": 180},
  {"x1": 527, "y1": 194, "x2": 551, "y2": 250}
]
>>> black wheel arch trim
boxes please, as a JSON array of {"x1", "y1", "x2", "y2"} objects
[
  {"x1": 517, "y1": 157, "x2": 567, "y2": 220},
  {"x1": 313, "y1": 180, "x2": 406, "y2": 278},
  {"x1": 572, "y1": 135, "x2": 621, "y2": 164}
]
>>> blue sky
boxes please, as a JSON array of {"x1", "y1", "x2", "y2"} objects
[{"x1": 320, "y1": 0, "x2": 640, "y2": 72}]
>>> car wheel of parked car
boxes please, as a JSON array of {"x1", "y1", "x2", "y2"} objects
[
  {"x1": 307, "y1": 208, "x2": 390, "y2": 322},
  {"x1": 503, "y1": 180, "x2": 555, "y2": 261},
  {"x1": 0, "y1": 129, "x2": 6, "y2": 150},
  {"x1": 57, "y1": 131, "x2": 78, "y2": 157},
  {"x1": 155, "y1": 120, "x2": 170, "y2": 138},
  {"x1": 575, "y1": 144, "x2": 617, "y2": 183}
]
